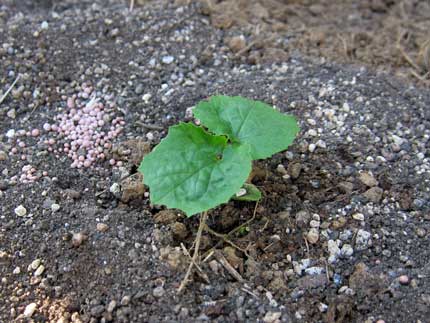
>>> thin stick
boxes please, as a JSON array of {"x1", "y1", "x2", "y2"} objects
[
  {"x1": 214, "y1": 250, "x2": 244, "y2": 282},
  {"x1": 129, "y1": 0, "x2": 134, "y2": 12},
  {"x1": 204, "y1": 201, "x2": 259, "y2": 257},
  {"x1": 135, "y1": 121, "x2": 164, "y2": 131},
  {"x1": 0, "y1": 75, "x2": 20, "y2": 105},
  {"x1": 178, "y1": 211, "x2": 208, "y2": 293},
  {"x1": 204, "y1": 225, "x2": 248, "y2": 255},
  {"x1": 304, "y1": 236, "x2": 310, "y2": 255},
  {"x1": 180, "y1": 243, "x2": 210, "y2": 283}
]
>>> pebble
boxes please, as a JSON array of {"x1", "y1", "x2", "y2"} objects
[
  {"x1": 120, "y1": 295, "x2": 131, "y2": 306},
  {"x1": 308, "y1": 143, "x2": 316, "y2": 152},
  {"x1": 0, "y1": 150, "x2": 7, "y2": 161},
  {"x1": 227, "y1": 35, "x2": 246, "y2": 53},
  {"x1": 327, "y1": 240, "x2": 341, "y2": 263},
  {"x1": 340, "y1": 244, "x2": 354, "y2": 258},
  {"x1": 306, "y1": 228, "x2": 319, "y2": 244},
  {"x1": 263, "y1": 311, "x2": 281, "y2": 323},
  {"x1": 72, "y1": 232, "x2": 88, "y2": 247},
  {"x1": 352, "y1": 213, "x2": 364, "y2": 221},
  {"x1": 6, "y1": 129, "x2": 16, "y2": 138},
  {"x1": 34, "y1": 265, "x2": 45, "y2": 276},
  {"x1": 416, "y1": 228, "x2": 426, "y2": 237},
  {"x1": 41, "y1": 21, "x2": 49, "y2": 29},
  {"x1": 24, "y1": 303, "x2": 37, "y2": 318},
  {"x1": 30, "y1": 259, "x2": 41, "y2": 270},
  {"x1": 318, "y1": 303, "x2": 328, "y2": 313},
  {"x1": 153, "y1": 286, "x2": 165, "y2": 298},
  {"x1": 51, "y1": 203, "x2": 61, "y2": 212},
  {"x1": 13, "y1": 266, "x2": 21, "y2": 274},
  {"x1": 142, "y1": 93, "x2": 152, "y2": 103},
  {"x1": 309, "y1": 220, "x2": 320, "y2": 228},
  {"x1": 162, "y1": 56, "x2": 174, "y2": 64},
  {"x1": 288, "y1": 164, "x2": 301, "y2": 181},
  {"x1": 355, "y1": 229, "x2": 372, "y2": 250},
  {"x1": 363, "y1": 187, "x2": 383, "y2": 203},
  {"x1": 110, "y1": 183, "x2": 121, "y2": 195},
  {"x1": 295, "y1": 210, "x2": 310, "y2": 228},
  {"x1": 135, "y1": 84, "x2": 144, "y2": 95},
  {"x1": 359, "y1": 172, "x2": 378, "y2": 187},
  {"x1": 14, "y1": 205, "x2": 27, "y2": 217},
  {"x1": 304, "y1": 266, "x2": 325, "y2": 275},
  {"x1": 107, "y1": 300, "x2": 117, "y2": 313},
  {"x1": 96, "y1": 223, "x2": 109, "y2": 232},
  {"x1": 399, "y1": 275, "x2": 409, "y2": 285}
]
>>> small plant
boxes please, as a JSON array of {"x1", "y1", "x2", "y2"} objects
[
  {"x1": 139, "y1": 95, "x2": 299, "y2": 216},
  {"x1": 139, "y1": 95, "x2": 299, "y2": 292}
]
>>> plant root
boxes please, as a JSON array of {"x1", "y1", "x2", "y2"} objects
[{"x1": 177, "y1": 211, "x2": 208, "y2": 293}]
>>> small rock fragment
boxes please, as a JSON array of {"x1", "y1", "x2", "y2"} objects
[
  {"x1": 288, "y1": 162, "x2": 302, "y2": 179},
  {"x1": 0, "y1": 150, "x2": 7, "y2": 161},
  {"x1": 295, "y1": 210, "x2": 310, "y2": 228},
  {"x1": 14, "y1": 205, "x2": 27, "y2": 217},
  {"x1": 30, "y1": 259, "x2": 41, "y2": 270},
  {"x1": 34, "y1": 265, "x2": 45, "y2": 277},
  {"x1": 171, "y1": 222, "x2": 188, "y2": 240},
  {"x1": 363, "y1": 187, "x2": 383, "y2": 203},
  {"x1": 359, "y1": 172, "x2": 378, "y2": 187},
  {"x1": 72, "y1": 232, "x2": 88, "y2": 247},
  {"x1": 51, "y1": 204, "x2": 60, "y2": 212},
  {"x1": 154, "y1": 210, "x2": 177, "y2": 224},
  {"x1": 162, "y1": 56, "x2": 174, "y2": 64},
  {"x1": 263, "y1": 311, "x2": 282, "y2": 323},
  {"x1": 96, "y1": 223, "x2": 109, "y2": 232},
  {"x1": 399, "y1": 275, "x2": 409, "y2": 285},
  {"x1": 352, "y1": 213, "x2": 365, "y2": 221},
  {"x1": 24, "y1": 303, "x2": 37, "y2": 318},
  {"x1": 153, "y1": 286, "x2": 165, "y2": 298},
  {"x1": 227, "y1": 35, "x2": 246, "y2": 53},
  {"x1": 306, "y1": 228, "x2": 319, "y2": 244},
  {"x1": 107, "y1": 300, "x2": 117, "y2": 313},
  {"x1": 355, "y1": 229, "x2": 372, "y2": 250}
]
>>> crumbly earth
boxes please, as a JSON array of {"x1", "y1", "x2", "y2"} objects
[
  {"x1": 191, "y1": 0, "x2": 430, "y2": 86},
  {"x1": 0, "y1": 1, "x2": 429, "y2": 323}
]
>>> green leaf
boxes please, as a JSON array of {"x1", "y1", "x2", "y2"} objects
[
  {"x1": 139, "y1": 123, "x2": 252, "y2": 216},
  {"x1": 194, "y1": 95, "x2": 300, "y2": 160},
  {"x1": 232, "y1": 183, "x2": 262, "y2": 202}
]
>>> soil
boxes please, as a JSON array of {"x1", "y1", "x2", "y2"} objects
[
  {"x1": 192, "y1": 0, "x2": 430, "y2": 86},
  {"x1": 1, "y1": 1, "x2": 430, "y2": 323}
]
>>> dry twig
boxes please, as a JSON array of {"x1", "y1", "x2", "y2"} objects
[
  {"x1": 0, "y1": 75, "x2": 20, "y2": 105},
  {"x1": 214, "y1": 250, "x2": 244, "y2": 282},
  {"x1": 178, "y1": 211, "x2": 208, "y2": 293}
]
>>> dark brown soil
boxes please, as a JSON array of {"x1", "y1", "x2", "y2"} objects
[{"x1": 193, "y1": 0, "x2": 430, "y2": 86}]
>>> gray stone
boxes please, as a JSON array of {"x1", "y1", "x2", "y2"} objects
[
  {"x1": 355, "y1": 229, "x2": 372, "y2": 251},
  {"x1": 363, "y1": 187, "x2": 383, "y2": 203}
]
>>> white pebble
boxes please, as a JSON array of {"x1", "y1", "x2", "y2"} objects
[
  {"x1": 14, "y1": 205, "x2": 27, "y2": 217},
  {"x1": 308, "y1": 143, "x2": 316, "y2": 153},
  {"x1": 34, "y1": 265, "x2": 45, "y2": 276},
  {"x1": 162, "y1": 56, "x2": 174, "y2": 64},
  {"x1": 307, "y1": 129, "x2": 317, "y2": 137},
  {"x1": 24, "y1": 303, "x2": 37, "y2": 318},
  {"x1": 142, "y1": 93, "x2": 152, "y2": 103},
  {"x1": 6, "y1": 129, "x2": 15, "y2": 138},
  {"x1": 30, "y1": 259, "x2": 41, "y2": 270},
  {"x1": 352, "y1": 213, "x2": 365, "y2": 221},
  {"x1": 51, "y1": 204, "x2": 60, "y2": 212},
  {"x1": 41, "y1": 21, "x2": 49, "y2": 30}
]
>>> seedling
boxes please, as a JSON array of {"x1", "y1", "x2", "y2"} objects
[
  {"x1": 139, "y1": 95, "x2": 299, "y2": 291},
  {"x1": 139, "y1": 95, "x2": 299, "y2": 216}
]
